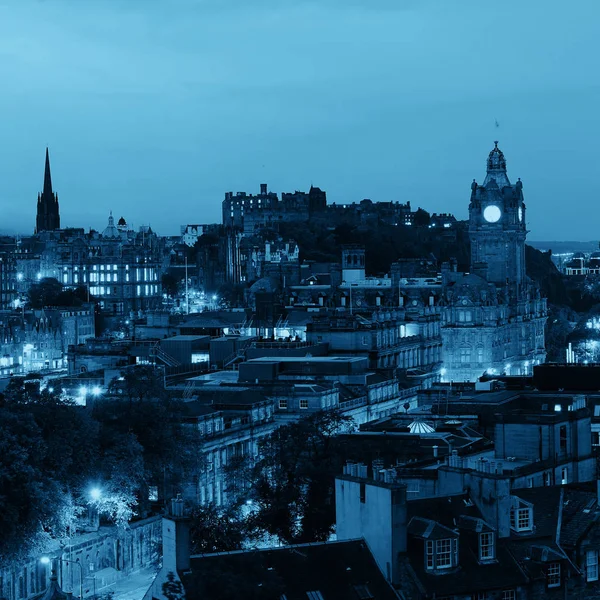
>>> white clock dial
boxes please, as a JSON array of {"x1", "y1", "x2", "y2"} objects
[
  {"x1": 483, "y1": 205, "x2": 501, "y2": 223},
  {"x1": 518, "y1": 206, "x2": 523, "y2": 222}
]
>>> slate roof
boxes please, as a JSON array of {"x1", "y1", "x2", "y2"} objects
[
  {"x1": 181, "y1": 539, "x2": 399, "y2": 600},
  {"x1": 403, "y1": 494, "x2": 528, "y2": 596}
]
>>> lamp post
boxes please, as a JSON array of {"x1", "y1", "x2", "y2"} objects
[{"x1": 41, "y1": 557, "x2": 84, "y2": 599}]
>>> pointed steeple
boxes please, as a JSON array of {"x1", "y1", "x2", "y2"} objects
[
  {"x1": 43, "y1": 147, "x2": 53, "y2": 196},
  {"x1": 35, "y1": 147, "x2": 61, "y2": 234}
]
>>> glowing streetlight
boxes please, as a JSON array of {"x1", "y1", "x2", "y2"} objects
[
  {"x1": 91, "y1": 386, "x2": 102, "y2": 397},
  {"x1": 89, "y1": 487, "x2": 102, "y2": 502},
  {"x1": 40, "y1": 557, "x2": 83, "y2": 599},
  {"x1": 36, "y1": 273, "x2": 42, "y2": 280},
  {"x1": 17, "y1": 273, "x2": 23, "y2": 282}
]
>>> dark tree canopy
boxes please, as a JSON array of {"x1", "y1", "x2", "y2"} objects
[{"x1": 28, "y1": 277, "x2": 91, "y2": 308}]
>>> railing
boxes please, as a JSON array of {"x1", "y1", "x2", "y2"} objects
[{"x1": 151, "y1": 345, "x2": 181, "y2": 367}]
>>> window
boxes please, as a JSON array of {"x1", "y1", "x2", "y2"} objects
[
  {"x1": 426, "y1": 540, "x2": 434, "y2": 569},
  {"x1": 436, "y1": 539, "x2": 453, "y2": 569},
  {"x1": 360, "y1": 482, "x2": 366, "y2": 503},
  {"x1": 472, "y1": 594, "x2": 489, "y2": 600},
  {"x1": 546, "y1": 562, "x2": 560, "y2": 588},
  {"x1": 279, "y1": 399, "x2": 288, "y2": 410},
  {"x1": 510, "y1": 502, "x2": 533, "y2": 532},
  {"x1": 587, "y1": 550, "x2": 598, "y2": 582},
  {"x1": 559, "y1": 425, "x2": 567, "y2": 451},
  {"x1": 561, "y1": 467, "x2": 568, "y2": 485},
  {"x1": 479, "y1": 532, "x2": 495, "y2": 561},
  {"x1": 300, "y1": 398, "x2": 309, "y2": 410},
  {"x1": 353, "y1": 585, "x2": 373, "y2": 600},
  {"x1": 460, "y1": 348, "x2": 471, "y2": 364},
  {"x1": 501, "y1": 591, "x2": 516, "y2": 600},
  {"x1": 477, "y1": 347, "x2": 484, "y2": 363}
]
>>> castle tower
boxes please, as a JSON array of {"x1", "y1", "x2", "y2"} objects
[
  {"x1": 468, "y1": 141, "x2": 526, "y2": 293},
  {"x1": 35, "y1": 148, "x2": 61, "y2": 233}
]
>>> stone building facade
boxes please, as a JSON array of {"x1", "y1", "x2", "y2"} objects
[
  {"x1": 441, "y1": 142, "x2": 547, "y2": 381},
  {"x1": 20, "y1": 215, "x2": 168, "y2": 316}
]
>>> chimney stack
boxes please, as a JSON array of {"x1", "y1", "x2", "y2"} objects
[{"x1": 163, "y1": 494, "x2": 191, "y2": 574}]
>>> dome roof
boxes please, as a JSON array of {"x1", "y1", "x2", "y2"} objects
[
  {"x1": 102, "y1": 212, "x2": 120, "y2": 239},
  {"x1": 117, "y1": 216, "x2": 127, "y2": 226},
  {"x1": 408, "y1": 419, "x2": 435, "y2": 434}
]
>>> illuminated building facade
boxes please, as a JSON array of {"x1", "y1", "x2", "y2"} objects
[
  {"x1": 440, "y1": 143, "x2": 547, "y2": 381},
  {"x1": 33, "y1": 214, "x2": 166, "y2": 315}
]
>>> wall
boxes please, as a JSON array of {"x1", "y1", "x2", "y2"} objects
[
  {"x1": 335, "y1": 476, "x2": 406, "y2": 585},
  {"x1": 0, "y1": 517, "x2": 161, "y2": 600}
]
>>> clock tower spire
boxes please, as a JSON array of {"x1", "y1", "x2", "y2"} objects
[{"x1": 468, "y1": 141, "x2": 526, "y2": 291}]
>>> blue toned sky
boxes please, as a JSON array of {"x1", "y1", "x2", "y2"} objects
[{"x1": 0, "y1": 0, "x2": 598, "y2": 239}]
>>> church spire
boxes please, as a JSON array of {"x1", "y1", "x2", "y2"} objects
[
  {"x1": 35, "y1": 147, "x2": 60, "y2": 234},
  {"x1": 43, "y1": 147, "x2": 53, "y2": 196}
]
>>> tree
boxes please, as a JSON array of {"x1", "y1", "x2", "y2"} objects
[
  {"x1": 246, "y1": 410, "x2": 355, "y2": 544},
  {"x1": 27, "y1": 277, "x2": 91, "y2": 308},
  {"x1": 161, "y1": 273, "x2": 179, "y2": 298},
  {"x1": 162, "y1": 572, "x2": 185, "y2": 600},
  {"x1": 188, "y1": 504, "x2": 248, "y2": 554}
]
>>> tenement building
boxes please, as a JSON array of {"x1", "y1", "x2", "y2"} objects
[{"x1": 441, "y1": 142, "x2": 547, "y2": 381}]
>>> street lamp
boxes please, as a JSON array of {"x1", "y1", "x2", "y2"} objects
[
  {"x1": 40, "y1": 556, "x2": 84, "y2": 599},
  {"x1": 89, "y1": 487, "x2": 102, "y2": 502}
]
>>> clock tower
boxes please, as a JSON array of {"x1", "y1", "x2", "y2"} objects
[{"x1": 468, "y1": 141, "x2": 526, "y2": 292}]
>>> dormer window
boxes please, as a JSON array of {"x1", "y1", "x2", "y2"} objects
[
  {"x1": 510, "y1": 497, "x2": 534, "y2": 532},
  {"x1": 479, "y1": 532, "x2": 495, "y2": 561},
  {"x1": 426, "y1": 538, "x2": 458, "y2": 570},
  {"x1": 546, "y1": 562, "x2": 561, "y2": 588}
]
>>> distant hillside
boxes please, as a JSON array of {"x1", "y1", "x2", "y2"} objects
[{"x1": 528, "y1": 241, "x2": 599, "y2": 254}]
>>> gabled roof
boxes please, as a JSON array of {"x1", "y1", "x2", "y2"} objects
[{"x1": 182, "y1": 539, "x2": 399, "y2": 600}]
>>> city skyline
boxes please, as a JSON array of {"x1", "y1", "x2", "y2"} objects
[{"x1": 1, "y1": 0, "x2": 599, "y2": 239}]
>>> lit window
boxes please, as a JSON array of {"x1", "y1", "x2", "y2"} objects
[
  {"x1": 279, "y1": 399, "x2": 288, "y2": 410},
  {"x1": 479, "y1": 532, "x2": 495, "y2": 561},
  {"x1": 148, "y1": 486, "x2": 158, "y2": 501},
  {"x1": 561, "y1": 467, "x2": 568, "y2": 485},
  {"x1": 501, "y1": 591, "x2": 516, "y2": 600},
  {"x1": 554, "y1": 404, "x2": 562, "y2": 412},
  {"x1": 510, "y1": 502, "x2": 533, "y2": 532},
  {"x1": 546, "y1": 562, "x2": 560, "y2": 588},
  {"x1": 300, "y1": 399, "x2": 309, "y2": 410},
  {"x1": 587, "y1": 550, "x2": 598, "y2": 582},
  {"x1": 460, "y1": 348, "x2": 471, "y2": 363}
]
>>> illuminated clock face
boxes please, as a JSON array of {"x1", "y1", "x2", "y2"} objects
[
  {"x1": 483, "y1": 205, "x2": 501, "y2": 223},
  {"x1": 518, "y1": 206, "x2": 523, "y2": 222}
]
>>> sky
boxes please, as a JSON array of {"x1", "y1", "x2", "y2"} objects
[{"x1": 0, "y1": 0, "x2": 598, "y2": 240}]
